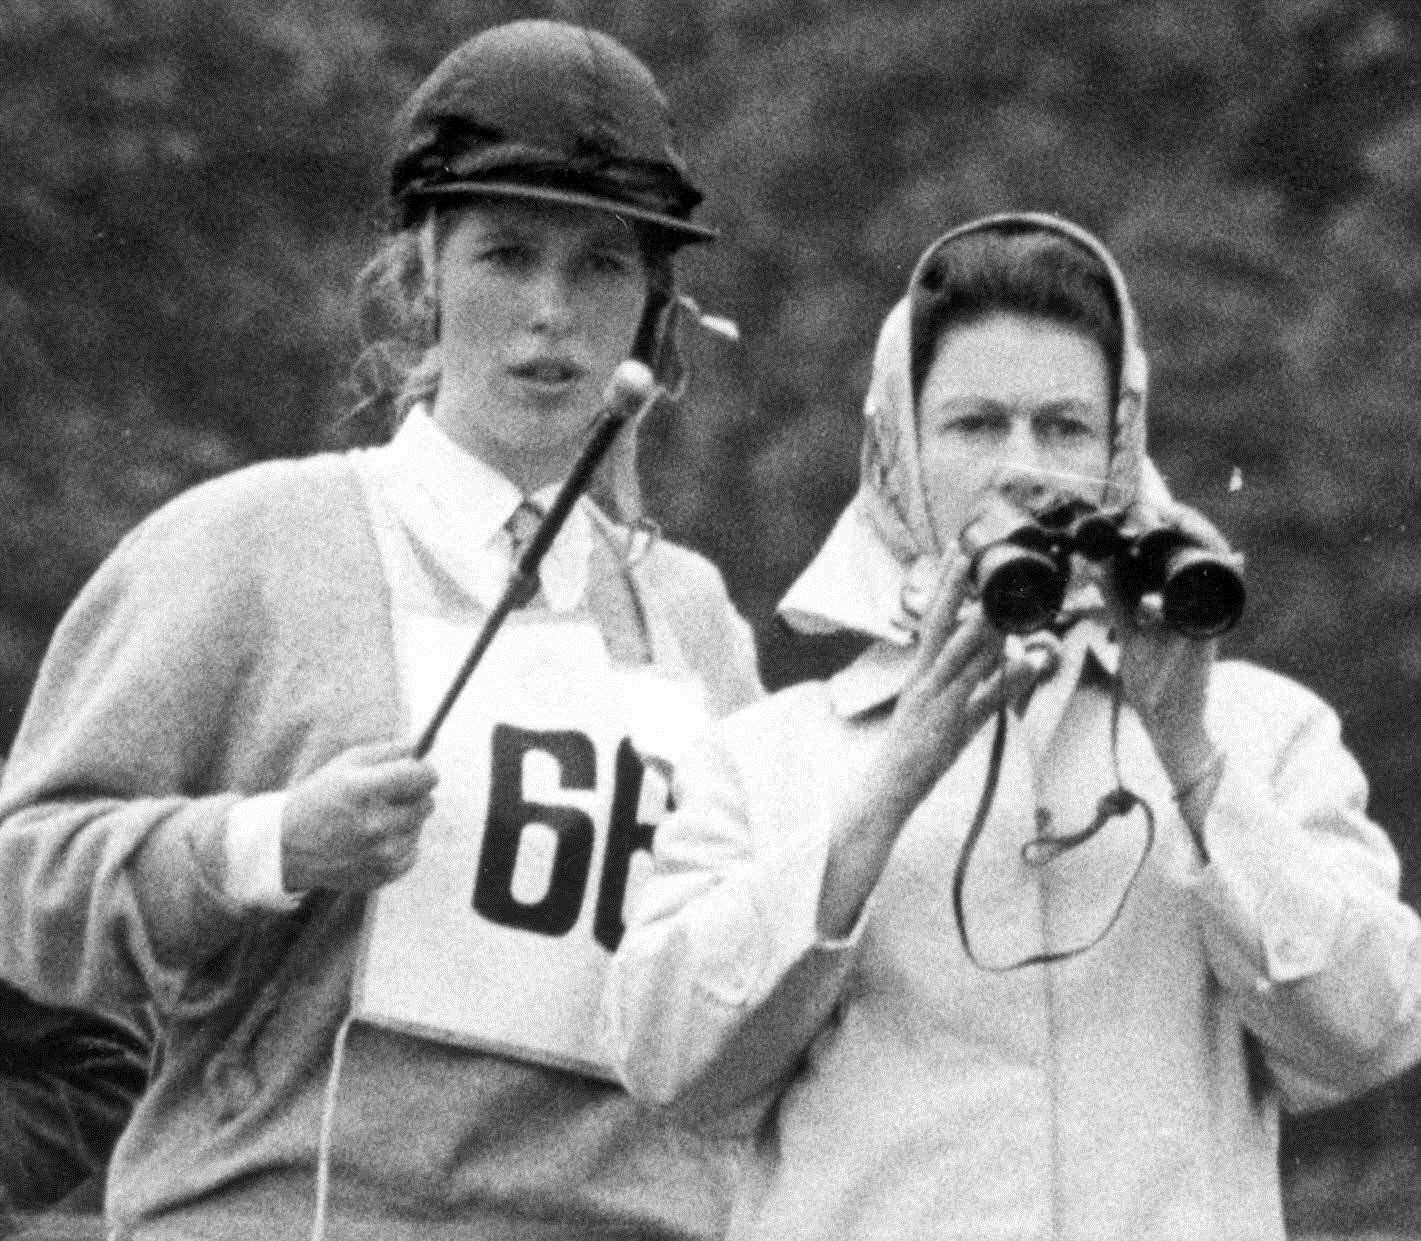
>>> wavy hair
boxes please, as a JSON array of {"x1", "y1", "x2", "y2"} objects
[{"x1": 909, "y1": 224, "x2": 1124, "y2": 415}]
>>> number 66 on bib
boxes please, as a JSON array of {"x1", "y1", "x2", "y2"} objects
[{"x1": 353, "y1": 617, "x2": 709, "y2": 1079}]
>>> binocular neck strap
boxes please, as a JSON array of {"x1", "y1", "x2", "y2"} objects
[{"x1": 950, "y1": 667, "x2": 1156, "y2": 973}]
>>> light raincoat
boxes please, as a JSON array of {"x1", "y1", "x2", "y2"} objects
[{"x1": 602, "y1": 215, "x2": 1421, "y2": 1241}]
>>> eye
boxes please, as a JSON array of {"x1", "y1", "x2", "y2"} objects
[
  {"x1": 1037, "y1": 409, "x2": 1101, "y2": 443},
  {"x1": 480, "y1": 240, "x2": 535, "y2": 270},
  {"x1": 581, "y1": 246, "x2": 639, "y2": 280},
  {"x1": 939, "y1": 408, "x2": 1007, "y2": 438}
]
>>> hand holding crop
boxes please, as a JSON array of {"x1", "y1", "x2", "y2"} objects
[{"x1": 281, "y1": 742, "x2": 439, "y2": 893}]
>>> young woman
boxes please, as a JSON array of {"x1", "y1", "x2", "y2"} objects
[
  {"x1": 0, "y1": 21, "x2": 759, "y2": 1241},
  {"x1": 603, "y1": 213, "x2": 1421, "y2": 1241}
]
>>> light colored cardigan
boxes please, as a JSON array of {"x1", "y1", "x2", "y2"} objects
[{"x1": 0, "y1": 453, "x2": 761, "y2": 1241}]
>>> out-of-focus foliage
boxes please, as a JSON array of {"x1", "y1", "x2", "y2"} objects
[{"x1": 3, "y1": 0, "x2": 1421, "y2": 1216}]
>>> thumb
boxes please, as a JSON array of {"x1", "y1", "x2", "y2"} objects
[
  {"x1": 334, "y1": 740, "x2": 415, "y2": 769},
  {"x1": 967, "y1": 637, "x2": 1056, "y2": 721},
  {"x1": 369, "y1": 759, "x2": 440, "y2": 805},
  {"x1": 1004, "y1": 640, "x2": 1057, "y2": 704}
]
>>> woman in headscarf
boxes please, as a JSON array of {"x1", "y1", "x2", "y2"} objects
[
  {"x1": 0, "y1": 20, "x2": 758, "y2": 1241},
  {"x1": 603, "y1": 213, "x2": 1421, "y2": 1241}
]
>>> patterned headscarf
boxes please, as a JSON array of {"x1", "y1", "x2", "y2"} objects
[{"x1": 779, "y1": 212, "x2": 1158, "y2": 642}]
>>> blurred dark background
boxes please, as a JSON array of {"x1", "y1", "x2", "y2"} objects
[{"x1": 2, "y1": 0, "x2": 1420, "y2": 1232}]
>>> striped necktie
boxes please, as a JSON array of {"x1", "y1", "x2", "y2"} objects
[
  {"x1": 505, "y1": 499, "x2": 545, "y2": 560},
  {"x1": 505, "y1": 499, "x2": 546, "y2": 606}
]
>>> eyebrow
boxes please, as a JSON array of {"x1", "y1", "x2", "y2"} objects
[
  {"x1": 1033, "y1": 399, "x2": 1105, "y2": 418},
  {"x1": 934, "y1": 397, "x2": 1102, "y2": 417},
  {"x1": 463, "y1": 219, "x2": 524, "y2": 245},
  {"x1": 467, "y1": 218, "x2": 640, "y2": 253},
  {"x1": 937, "y1": 395, "x2": 1102, "y2": 415}
]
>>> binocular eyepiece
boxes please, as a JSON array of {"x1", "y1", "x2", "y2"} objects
[{"x1": 960, "y1": 495, "x2": 1245, "y2": 639}]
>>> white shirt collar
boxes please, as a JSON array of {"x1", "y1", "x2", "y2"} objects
[{"x1": 378, "y1": 405, "x2": 593, "y2": 613}]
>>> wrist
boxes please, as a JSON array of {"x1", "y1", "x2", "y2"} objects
[
  {"x1": 1172, "y1": 745, "x2": 1224, "y2": 800},
  {"x1": 1153, "y1": 721, "x2": 1215, "y2": 788},
  {"x1": 1171, "y1": 746, "x2": 1226, "y2": 853}
]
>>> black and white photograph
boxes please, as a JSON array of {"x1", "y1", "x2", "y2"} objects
[{"x1": 2, "y1": 2, "x2": 1419, "y2": 1238}]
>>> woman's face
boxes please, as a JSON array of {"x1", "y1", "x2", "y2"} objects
[
  {"x1": 430, "y1": 199, "x2": 650, "y2": 490},
  {"x1": 917, "y1": 311, "x2": 1114, "y2": 551}
]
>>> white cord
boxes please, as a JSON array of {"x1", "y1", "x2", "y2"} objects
[{"x1": 309, "y1": 1012, "x2": 355, "y2": 1241}]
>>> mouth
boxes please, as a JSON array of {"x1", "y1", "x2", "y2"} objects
[{"x1": 508, "y1": 358, "x2": 586, "y2": 392}]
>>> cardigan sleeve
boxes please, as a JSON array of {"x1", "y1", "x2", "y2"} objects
[
  {"x1": 0, "y1": 473, "x2": 293, "y2": 1015},
  {"x1": 1192, "y1": 665, "x2": 1421, "y2": 1109}
]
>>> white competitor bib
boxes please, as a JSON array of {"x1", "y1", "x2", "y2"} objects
[{"x1": 353, "y1": 614, "x2": 708, "y2": 1079}]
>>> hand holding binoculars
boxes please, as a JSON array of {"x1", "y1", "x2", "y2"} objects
[{"x1": 959, "y1": 494, "x2": 1245, "y2": 638}]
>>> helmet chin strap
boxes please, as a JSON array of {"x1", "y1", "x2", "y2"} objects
[
  {"x1": 633, "y1": 285, "x2": 672, "y2": 377},
  {"x1": 419, "y1": 211, "x2": 441, "y2": 340}
]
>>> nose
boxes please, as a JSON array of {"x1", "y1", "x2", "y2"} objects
[
  {"x1": 525, "y1": 265, "x2": 576, "y2": 334},
  {"x1": 993, "y1": 422, "x2": 1053, "y2": 510}
]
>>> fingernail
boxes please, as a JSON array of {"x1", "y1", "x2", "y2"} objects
[{"x1": 1021, "y1": 633, "x2": 1062, "y2": 679}]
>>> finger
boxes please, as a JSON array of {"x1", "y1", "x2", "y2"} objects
[
  {"x1": 1133, "y1": 592, "x2": 1166, "y2": 631},
  {"x1": 1094, "y1": 565, "x2": 1151, "y2": 636},
  {"x1": 378, "y1": 831, "x2": 421, "y2": 880},
  {"x1": 924, "y1": 608, "x2": 1003, "y2": 692},
  {"x1": 923, "y1": 638, "x2": 1001, "y2": 716},
  {"x1": 339, "y1": 740, "x2": 415, "y2": 768},
  {"x1": 376, "y1": 797, "x2": 436, "y2": 840},
  {"x1": 1001, "y1": 653, "x2": 1047, "y2": 705},
  {"x1": 362, "y1": 759, "x2": 440, "y2": 804},
  {"x1": 913, "y1": 553, "x2": 974, "y2": 670},
  {"x1": 371, "y1": 804, "x2": 424, "y2": 845},
  {"x1": 963, "y1": 646, "x2": 1046, "y2": 724},
  {"x1": 1019, "y1": 632, "x2": 1063, "y2": 682}
]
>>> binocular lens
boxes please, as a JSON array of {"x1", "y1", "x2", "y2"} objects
[
  {"x1": 972, "y1": 544, "x2": 1068, "y2": 635},
  {"x1": 1158, "y1": 548, "x2": 1247, "y2": 638}
]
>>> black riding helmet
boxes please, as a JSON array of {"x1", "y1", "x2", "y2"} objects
[{"x1": 389, "y1": 20, "x2": 714, "y2": 247}]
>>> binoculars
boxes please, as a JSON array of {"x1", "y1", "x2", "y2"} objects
[{"x1": 960, "y1": 495, "x2": 1246, "y2": 638}]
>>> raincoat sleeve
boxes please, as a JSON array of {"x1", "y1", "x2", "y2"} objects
[
  {"x1": 1193, "y1": 665, "x2": 1421, "y2": 1110},
  {"x1": 0, "y1": 484, "x2": 273, "y2": 1018},
  {"x1": 602, "y1": 712, "x2": 865, "y2": 1132}
]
